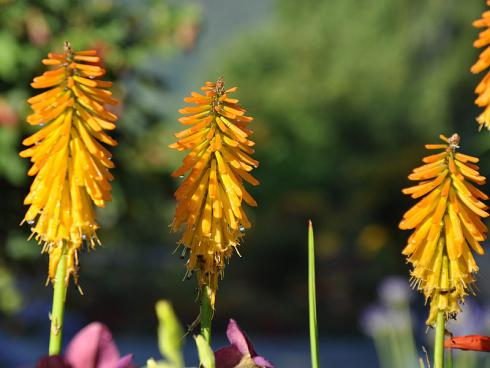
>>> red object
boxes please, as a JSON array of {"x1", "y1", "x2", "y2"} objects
[{"x1": 445, "y1": 335, "x2": 490, "y2": 351}]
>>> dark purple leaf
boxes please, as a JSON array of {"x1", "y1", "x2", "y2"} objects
[{"x1": 36, "y1": 355, "x2": 71, "y2": 368}]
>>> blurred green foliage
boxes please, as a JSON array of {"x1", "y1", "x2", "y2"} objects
[
  {"x1": 0, "y1": 0, "x2": 200, "y2": 317},
  {"x1": 221, "y1": 0, "x2": 482, "y2": 214},
  {"x1": 0, "y1": 264, "x2": 22, "y2": 314},
  {"x1": 216, "y1": 0, "x2": 488, "y2": 331}
]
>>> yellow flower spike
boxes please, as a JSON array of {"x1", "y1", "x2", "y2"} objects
[
  {"x1": 170, "y1": 77, "x2": 259, "y2": 305},
  {"x1": 472, "y1": 1, "x2": 490, "y2": 130},
  {"x1": 21, "y1": 41, "x2": 118, "y2": 283},
  {"x1": 400, "y1": 133, "x2": 488, "y2": 325}
]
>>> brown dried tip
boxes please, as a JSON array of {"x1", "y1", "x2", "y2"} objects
[
  {"x1": 448, "y1": 133, "x2": 460, "y2": 150},
  {"x1": 215, "y1": 76, "x2": 225, "y2": 94},
  {"x1": 63, "y1": 41, "x2": 72, "y2": 55}
]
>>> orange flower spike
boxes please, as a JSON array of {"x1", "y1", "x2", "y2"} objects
[
  {"x1": 21, "y1": 41, "x2": 118, "y2": 282},
  {"x1": 445, "y1": 335, "x2": 490, "y2": 352},
  {"x1": 400, "y1": 134, "x2": 488, "y2": 325},
  {"x1": 472, "y1": 1, "x2": 490, "y2": 129},
  {"x1": 170, "y1": 77, "x2": 259, "y2": 305}
]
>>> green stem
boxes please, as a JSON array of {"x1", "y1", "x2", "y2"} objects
[
  {"x1": 49, "y1": 244, "x2": 68, "y2": 355},
  {"x1": 372, "y1": 333, "x2": 394, "y2": 368},
  {"x1": 434, "y1": 310, "x2": 445, "y2": 368},
  {"x1": 387, "y1": 327, "x2": 405, "y2": 368},
  {"x1": 455, "y1": 350, "x2": 477, "y2": 368},
  {"x1": 446, "y1": 346, "x2": 453, "y2": 368},
  {"x1": 400, "y1": 303, "x2": 419, "y2": 368},
  {"x1": 308, "y1": 221, "x2": 319, "y2": 368},
  {"x1": 200, "y1": 285, "x2": 213, "y2": 343}
]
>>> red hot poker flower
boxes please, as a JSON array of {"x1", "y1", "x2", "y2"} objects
[{"x1": 445, "y1": 335, "x2": 490, "y2": 352}]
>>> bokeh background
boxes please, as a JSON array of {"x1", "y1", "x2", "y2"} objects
[{"x1": 3, "y1": 0, "x2": 490, "y2": 367}]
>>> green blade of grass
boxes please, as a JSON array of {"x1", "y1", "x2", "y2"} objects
[
  {"x1": 308, "y1": 220, "x2": 320, "y2": 368},
  {"x1": 446, "y1": 347, "x2": 453, "y2": 368}
]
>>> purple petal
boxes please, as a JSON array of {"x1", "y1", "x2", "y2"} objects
[
  {"x1": 253, "y1": 355, "x2": 274, "y2": 368},
  {"x1": 116, "y1": 354, "x2": 135, "y2": 368},
  {"x1": 224, "y1": 320, "x2": 274, "y2": 367},
  {"x1": 214, "y1": 345, "x2": 243, "y2": 368},
  {"x1": 226, "y1": 319, "x2": 257, "y2": 356},
  {"x1": 65, "y1": 322, "x2": 121, "y2": 368},
  {"x1": 36, "y1": 355, "x2": 72, "y2": 368}
]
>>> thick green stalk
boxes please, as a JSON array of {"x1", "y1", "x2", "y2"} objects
[
  {"x1": 433, "y1": 310, "x2": 445, "y2": 368},
  {"x1": 200, "y1": 285, "x2": 213, "y2": 343},
  {"x1": 49, "y1": 244, "x2": 68, "y2": 355},
  {"x1": 308, "y1": 221, "x2": 319, "y2": 368}
]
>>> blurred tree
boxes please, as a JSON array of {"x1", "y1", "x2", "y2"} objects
[
  {"x1": 215, "y1": 0, "x2": 487, "y2": 332},
  {"x1": 0, "y1": 0, "x2": 200, "y2": 321}
]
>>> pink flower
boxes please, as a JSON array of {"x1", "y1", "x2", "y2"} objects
[
  {"x1": 214, "y1": 319, "x2": 273, "y2": 368},
  {"x1": 37, "y1": 322, "x2": 134, "y2": 368}
]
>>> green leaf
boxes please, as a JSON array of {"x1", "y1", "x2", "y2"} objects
[
  {"x1": 0, "y1": 127, "x2": 25, "y2": 185},
  {"x1": 145, "y1": 358, "x2": 175, "y2": 368},
  {"x1": 6, "y1": 231, "x2": 41, "y2": 260},
  {"x1": 155, "y1": 300, "x2": 184, "y2": 367},
  {"x1": 0, "y1": 264, "x2": 22, "y2": 314},
  {"x1": 194, "y1": 334, "x2": 215, "y2": 368},
  {"x1": 0, "y1": 32, "x2": 18, "y2": 80}
]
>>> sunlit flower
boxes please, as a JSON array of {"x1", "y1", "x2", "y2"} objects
[
  {"x1": 471, "y1": 1, "x2": 490, "y2": 129},
  {"x1": 399, "y1": 133, "x2": 488, "y2": 325},
  {"x1": 20, "y1": 41, "x2": 118, "y2": 282},
  {"x1": 170, "y1": 77, "x2": 259, "y2": 305}
]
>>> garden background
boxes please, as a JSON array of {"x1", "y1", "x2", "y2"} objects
[{"x1": 1, "y1": 0, "x2": 490, "y2": 366}]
